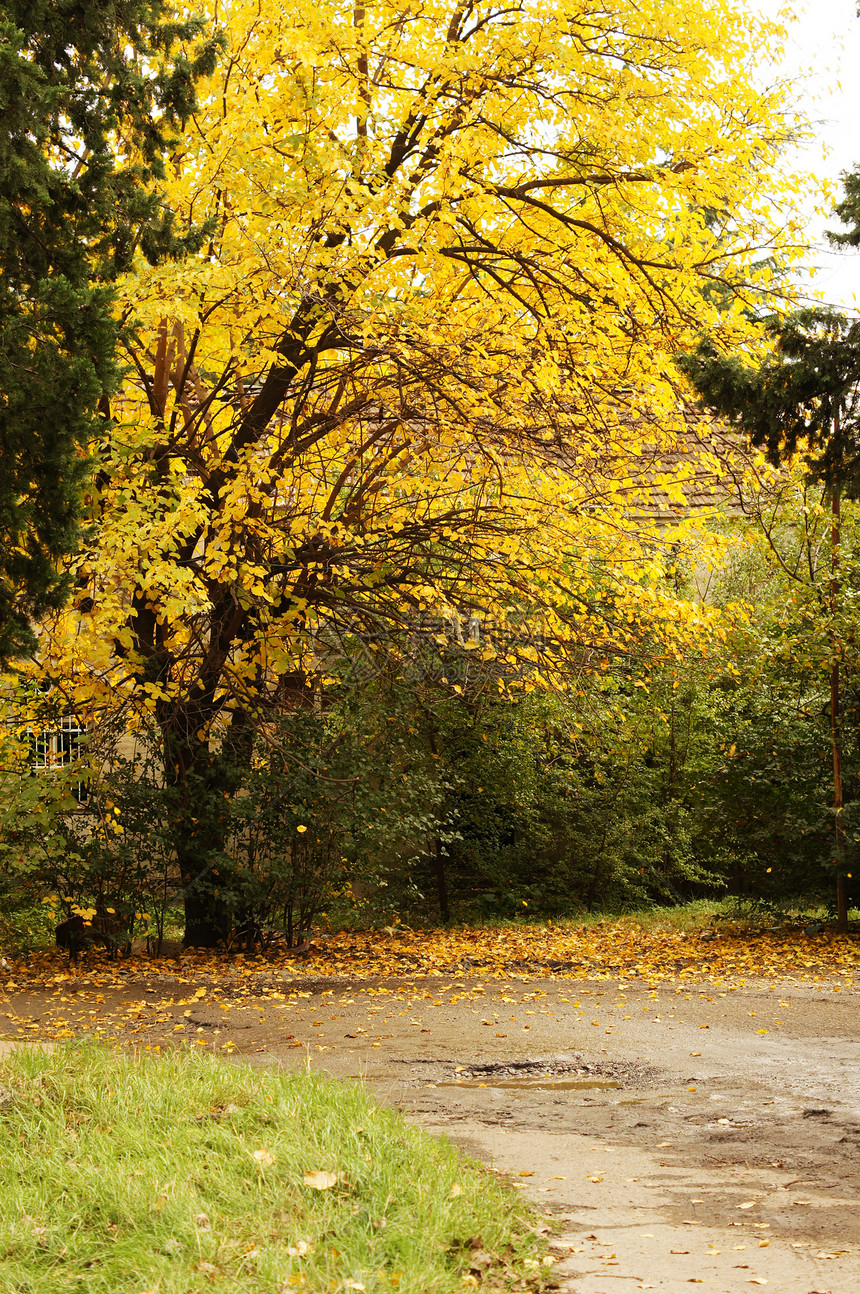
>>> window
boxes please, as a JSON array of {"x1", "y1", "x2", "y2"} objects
[{"x1": 28, "y1": 715, "x2": 89, "y2": 803}]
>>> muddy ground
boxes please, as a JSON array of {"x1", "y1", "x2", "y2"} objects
[{"x1": 2, "y1": 963, "x2": 859, "y2": 1292}]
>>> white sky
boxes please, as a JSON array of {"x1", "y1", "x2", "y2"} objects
[{"x1": 753, "y1": 0, "x2": 860, "y2": 310}]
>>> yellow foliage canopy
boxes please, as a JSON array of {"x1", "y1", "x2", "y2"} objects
[{"x1": 40, "y1": 0, "x2": 804, "y2": 727}]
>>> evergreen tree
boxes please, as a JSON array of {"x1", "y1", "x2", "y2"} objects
[
  {"x1": 0, "y1": 2, "x2": 221, "y2": 661},
  {"x1": 679, "y1": 126, "x2": 860, "y2": 495},
  {"x1": 678, "y1": 307, "x2": 860, "y2": 494}
]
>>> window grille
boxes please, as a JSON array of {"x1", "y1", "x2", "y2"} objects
[{"x1": 28, "y1": 715, "x2": 89, "y2": 803}]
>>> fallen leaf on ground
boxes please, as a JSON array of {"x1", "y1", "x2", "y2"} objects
[
  {"x1": 304, "y1": 1169, "x2": 337, "y2": 1190},
  {"x1": 5, "y1": 917, "x2": 857, "y2": 1051}
]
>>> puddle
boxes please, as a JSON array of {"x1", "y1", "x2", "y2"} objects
[
  {"x1": 435, "y1": 1078, "x2": 621, "y2": 1091},
  {"x1": 433, "y1": 1055, "x2": 656, "y2": 1090}
]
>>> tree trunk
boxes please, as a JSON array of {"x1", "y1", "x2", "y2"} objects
[
  {"x1": 830, "y1": 483, "x2": 849, "y2": 934},
  {"x1": 164, "y1": 737, "x2": 233, "y2": 947},
  {"x1": 162, "y1": 708, "x2": 254, "y2": 947}
]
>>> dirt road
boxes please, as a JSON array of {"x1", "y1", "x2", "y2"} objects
[{"x1": 3, "y1": 965, "x2": 859, "y2": 1291}]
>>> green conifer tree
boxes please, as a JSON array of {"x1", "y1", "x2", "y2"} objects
[{"x1": 0, "y1": 2, "x2": 221, "y2": 661}]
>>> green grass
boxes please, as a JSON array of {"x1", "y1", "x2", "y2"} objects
[
  {"x1": 624, "y1": 896, "x2": 858, "y2": 933},
  {"x1": 609, "y1": 899, "x2": 733, "y2": 931},
  {"x1": 468, "y1": 897, "x2": 859, "y2": 936},
  {"x1": 465, "y1": 900, "x2": 726, "y2": 934},
  {"x1": 0, "y1": 1045, "x2": 548, "y2": 1293}
]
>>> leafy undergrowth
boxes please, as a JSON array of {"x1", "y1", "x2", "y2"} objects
[
  {"x1": 0, "y1": 1045, "x2": 549, "y2": 1293},
  {"x1": 6, "y1": 914, "x2": 858, "y2": 992}
]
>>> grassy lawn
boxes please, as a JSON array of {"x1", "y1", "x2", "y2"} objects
[{"x1": 0, "y1": 1045, "x2": 549, "y2": 1293}]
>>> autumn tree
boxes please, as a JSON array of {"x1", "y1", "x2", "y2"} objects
[
  {"x1": 0, "y1": 2, "x2": 221, "y2": 662},
  {"x1": 33, "y1": 0, "x2": 806, "y2": 944}
]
